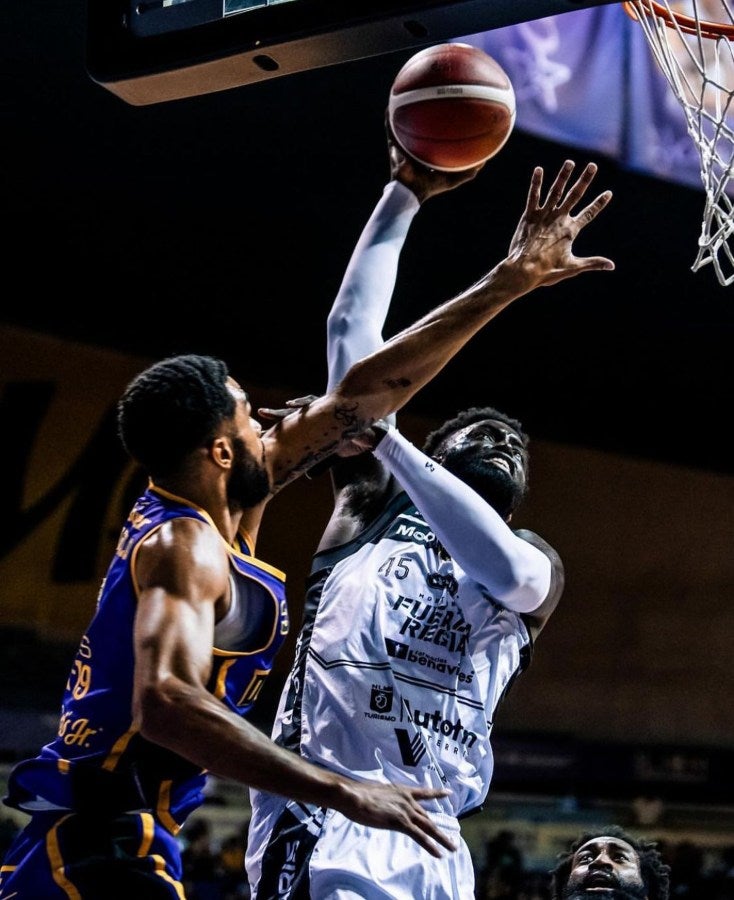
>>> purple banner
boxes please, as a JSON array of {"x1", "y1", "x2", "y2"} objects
[{"x1": 457, "y1": 5, "x2": 704, "y2": 191}]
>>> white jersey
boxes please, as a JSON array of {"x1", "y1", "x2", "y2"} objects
[
  {"x1": 246, "y1": 178, "x2": 545, "y2": 898},
  {"x1": 272, "y1": 491, "x2": 531, "y2": 817}
]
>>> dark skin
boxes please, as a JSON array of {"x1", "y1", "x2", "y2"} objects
[
  {"x1": 261, "y1": 135, "x2": 594, "y2": 638},
  {"x1": 133, "y1": 383, "x2": 456, "y2": 857},
  {"x1": 134, "y1": 142, "x2": 612, "y2": 857},
  {"x1": 563, "y1": 836, "x2": 648, "y2": 899}
]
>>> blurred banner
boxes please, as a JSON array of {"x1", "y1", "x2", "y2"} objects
[
  {"x1": 493, "y1": 734, "x2": 734, "y2": 804},
  {"x1": 459, "y1": 5, "x2": 705, "y2": 191}
]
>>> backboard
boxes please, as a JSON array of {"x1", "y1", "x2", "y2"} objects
[{"x1": 87, "y1": 0, "x2": 620, "y2": 106}]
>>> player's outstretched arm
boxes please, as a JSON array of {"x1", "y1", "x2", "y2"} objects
[
  {"x1": 326, "y1": 126, "x2": 484, "y2": 395},
  {"x1": 133, "y1": 520, "x2": 456, "y2": 857},
  {"x1": 333, "y1": 160, "x2": 613, "y2": 408},
  {"x1": 264, "y1": 160, "x2": 612, "y2": 490}
]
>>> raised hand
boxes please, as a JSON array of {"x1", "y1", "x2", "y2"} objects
[
  {"x1": 386, "y1": 113, "x2": 485, "y2": 204},
  {"x1": 505, "y1": 159, "x2": 614, "y2": 288}
]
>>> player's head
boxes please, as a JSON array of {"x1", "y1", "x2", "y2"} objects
[
  {"x1": 117, "y1": 354, "x2": 270, "y2": 507},
  {"x1": 422, "y1": 406, "x2": 529, "y2": 521},
  {"x1": 550, "y1": 826, "x2": 670, "y2": 900}
]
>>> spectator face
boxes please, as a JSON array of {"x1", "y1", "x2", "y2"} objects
[{"x1": 563, "y1": 836, "x2": 647, "y2": 900}]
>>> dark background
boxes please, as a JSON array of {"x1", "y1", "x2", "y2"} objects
[
  {"x1": 4, "y1": 4, "x2": 734, "y2": 812},
  {"x1": 5, "y1": 0, "x2": 733, "y2": 476}
]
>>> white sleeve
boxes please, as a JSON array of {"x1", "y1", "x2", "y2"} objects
[
  {"x1": 326, "y1": 180, "x2": 420, "y2": 396},
  {"x1": 373, "y1": 426, "x2": 552, "y2": 613}
]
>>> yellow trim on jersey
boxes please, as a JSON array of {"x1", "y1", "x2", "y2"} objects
[
  {"x1": 47, "y1": 814, "x2": 82, "y2": 899},
  {"x1": 147, "y1": 483, "x2": 219, "y2": 530},
  {"x1": 231, "y1": 535, "x2": 286, "y2": 580},
  {"x1": 102, "y1": 724, "x2": 140, "y2": 772},
  {"x1": 157, "y1": 781, "x2": 182, "y2": 836},
  {"x1": 138, "y1": 812, "x2": 155, "y2": 857},
  {"x1": 213, "y1": 658, "x2": 236, "y2": 698},
  {"x1": 213, "y1": 662, "x2": 271, "y2": 705},
  {"x1": 140, "y1": 483, "x2": 286, "y2": 580},
  {"x1": 135, "y1": 812, "x2": 186, "y2": 896}
]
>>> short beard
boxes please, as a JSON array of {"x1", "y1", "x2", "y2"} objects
[
  {"x1": 439, "y1": 448, "x2": 525, "y2": 520},
  {"x1": 563, "y1": 880, "x2": 648, "y2": 900},
  {"x1": 227, "y1": 437, "x2": 271, "y2": 509}
]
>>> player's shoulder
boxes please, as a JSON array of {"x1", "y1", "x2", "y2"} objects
[
  {"x1": 141, "y1": 513, "x2": 226, "y2": 563},
  {"x1": 514, "y1": 526, "x2": 557, "y2": 554},
  {"x1": 514, "y1": 527, "x2": 565, "y2": 633},
  {"x1": 513, "y1": 527, "x2": 564, "y2": 579}
]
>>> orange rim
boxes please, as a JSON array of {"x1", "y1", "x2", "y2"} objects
[{"x1": 623, "y1": 0, "x2": 734, "y2": 39}]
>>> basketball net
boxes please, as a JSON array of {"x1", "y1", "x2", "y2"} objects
[{"x1": 624, "y1": 0, "x2": 734, "y2": 285}]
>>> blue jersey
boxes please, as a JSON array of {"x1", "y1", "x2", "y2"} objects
[{"x1": 5, "y1": 484, "x2": 289, "y2": 833}]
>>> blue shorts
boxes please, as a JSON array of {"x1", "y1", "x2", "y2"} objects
[{"x1": 0, "y1": 810, "x2": 185, "y2": 899}]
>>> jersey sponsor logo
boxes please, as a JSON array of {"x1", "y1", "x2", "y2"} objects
[
  {"x1": 279, "y1": 597, "x2": 289, "y2": 635},
  {"x1": 391, "y1": 595, "x2": 471, "y2": 654},
  {"x1": 365, "y1": 684, "x2": 397, "y2": 721},
  {"x1": 384, "y1": 638, "x2": 408, "y2": 659},
  {"x1": 404, "y1": 700, "x2": 478, "y2": 749},
  {"x1": 236, "y1": 669, "x2": 271, "y2": 707},
  {"x1": 370, "y1": 684, "x2": 393, "y2": 713},
  {"x1": 426, "y1": 571, "x2": 459, "y2": 597},
  {"x1": 384, "y1": 639, "x2": 474, "y2": 683},
  {"x1": 58, "y1": 710, "x2": 99, "y2": 748},
  {"x1": 395, "y1": 728, "x2": 427, "y2": 767},
  {"x1": 388, "y1": 517, "x2": 436, "y2": 545},
  {"x1": 277, "y1": 839, "x2": 299, "y2": 898}
]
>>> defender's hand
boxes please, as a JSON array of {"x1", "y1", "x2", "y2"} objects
[
  {"x1": 258, "y1": 395, "x2": 318, "y2": 422},
  {"x1": 336, "y1": 780, "x2": 457, "y2": 858},
  {"x1": 505, "y1": 159, "x2": 614, "y2": 288}
]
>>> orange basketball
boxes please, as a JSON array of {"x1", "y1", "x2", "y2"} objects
[{"x1": 388, "y1": 43, "x2": 516, "y2": 172}]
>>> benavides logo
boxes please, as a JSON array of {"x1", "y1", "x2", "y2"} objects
[
  {"x1": 385, "y1": 639, "x2": 474, "y2": 685},
  {"x1": 384, "y1": 638, "x2": 409, "y2": 659}
]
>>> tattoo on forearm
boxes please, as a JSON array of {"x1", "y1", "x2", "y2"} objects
[
  {"x1": 333, "y1": 402, "x2": 360, "y2": 430},
  {"x1": 270, "y1": 441, "x2": 341, "y2": 491}
]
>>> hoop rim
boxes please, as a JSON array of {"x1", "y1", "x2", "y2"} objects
[{"x1": 622, "y1": 0, "x2": 734, "y2": 40}]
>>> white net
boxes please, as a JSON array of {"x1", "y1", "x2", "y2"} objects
[{"x1": 625, "y1": 0, "x2": 734, "y2": 284}]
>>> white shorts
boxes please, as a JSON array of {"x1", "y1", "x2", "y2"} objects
[{"x1": 246, "y1": 791, "x2": 474, "y2": 900}]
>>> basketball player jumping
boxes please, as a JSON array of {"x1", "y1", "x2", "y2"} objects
[
  {"x1": 245, "y1": 139, "x2": 613, "y2": 898},
  {"x1": 2, "y1": 145, "x2": 611, "y2": 896}
]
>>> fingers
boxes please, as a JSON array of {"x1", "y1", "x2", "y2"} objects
[
  {"x1": 353, "y1": 784, "x2": 457, "y2": 857},
  {"x1": 406, "y1": 787, "x2": 450, "y2": 801},
  {"x1": 258, "y1": 395, "x2": 317, "y2": 419},
  {"x1": 258, "y1": 407, "x2": 290, "y2": 420},
  {"x1": 576, "y1": 255, "x2": 615, "y2": 273},
  {"x1": 559, "y1": 162, "x2": 604, "y2": 214},
  {"x1": 526, "y1": 165, "x2": 544, "y2": 209},
  {"x1": 573, "y1": 189, "x2": 613, "y2": 226},
  {"x1": 396, "y1": 787, "x2": 457, "y2": 856},
  {"x1": 541, "y1": 159, "x2": 576, "y2": 209},
  {"x1": 533, "y1": 160, "x2": 606, "y2": 215},
  {"x1": 402, "y1": 816, "x2": 457, "y2": 857}
]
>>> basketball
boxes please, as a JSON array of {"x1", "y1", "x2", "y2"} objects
[{"x1": 388, "y1": 43, "x2": 516, "y2": 172}]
